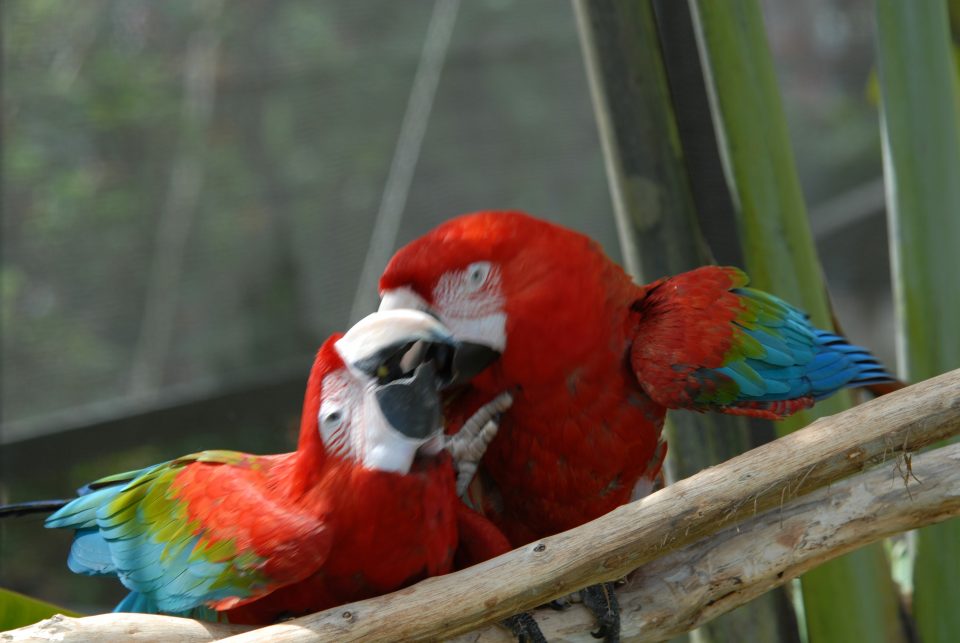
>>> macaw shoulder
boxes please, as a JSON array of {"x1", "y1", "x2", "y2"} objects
[
  {"x1": 634, "y1": 265, "x2": 748, "y2": 308},
  {"x1": 170, "y1": 451, "x2": 314, "y2": 529}
]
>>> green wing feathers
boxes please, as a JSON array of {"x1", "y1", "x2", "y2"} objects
[
  {"x1": 46, "y1": 451, "x2": 330, "y2": 616},
  {"x1": 632, "y1": 266, "x2": 893, "y2": 418}
]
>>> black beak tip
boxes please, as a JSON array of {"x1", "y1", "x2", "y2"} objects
[
  {"x1": 375, "y1": 362, "x2": 441, "y2": 440},
  {"x1": 448, "y1": 341, "x2": 501, "y2": 387}
]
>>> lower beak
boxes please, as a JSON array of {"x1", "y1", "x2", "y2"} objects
[{"x1": 375, "y1": 361, "x2": 441, "y2": 440}]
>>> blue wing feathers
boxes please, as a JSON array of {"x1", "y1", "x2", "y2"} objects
[
  {"x1": 44, "y1": 455, "x2": 261, "y2": 619},
  {"x1": 115, "y1": 590, "x2": 220, "y2": 622},
  {"x1": 718, "y1": 288, "x2": 894, "y2": 403},
  {"x1": 115, "y1": 591, "x2": 160, "y2": 614},
  {"x1": 46, "y1": 486, "x2": 125, "y2": 530},
  {"x1": 66, "y1": 529, "x2": 116, "y2": 575}
]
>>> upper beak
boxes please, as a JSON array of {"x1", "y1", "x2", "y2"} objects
[
  {"x1": 447, "y1": 341, "x2": 500, "y2": 387},
  {"x1": 378, "y1": 287, "x2": 502, "y2": 387},
  {"x1": 339, "y1": 309, "x2": 454, "y2": 362}
]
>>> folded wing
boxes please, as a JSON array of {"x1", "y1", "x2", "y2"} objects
[
  {"x1": 631, "y1": 266, "x2": 893, "y2": 419},
  {"x1": 46, "y1": 451, "x2": 330, "y2": 616}
]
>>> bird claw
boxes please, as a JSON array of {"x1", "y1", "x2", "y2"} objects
[
  {"x1": 581, "y1": 582, "x2": 621, "y2": 643},
  {"x1": 446, "y1": 392, "x2": 513, "y2": 498},
  {"x1": 502, "y1": 611, "x2": 547, "y2": 643},
  {"x1": 548, "y1": 597, "x2": 570, "y2": 611}
]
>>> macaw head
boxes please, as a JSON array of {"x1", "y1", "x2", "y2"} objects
[
  {"x1": 378, "y1": 211, "x2": 612, "y2": 383},
  {"x1": 300, "y1": 309, "x2": 484, "y2": 474}
]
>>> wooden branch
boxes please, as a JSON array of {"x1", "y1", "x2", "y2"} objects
[
  {"x1": 11, "y1": 445, "x2": 958, "y2": 643},
  {"x1": 0, "y1": 613, "x2": 248, "y2": 642},
  {"x1": 454, "y1": 440, "x2": 960, "y2": 641},
  {"x1": 221, "y1": 368, "x2": 960, "y2": 641},
  {"x1": 4, "y1": 369, "x2": 958, "y2": 642}
]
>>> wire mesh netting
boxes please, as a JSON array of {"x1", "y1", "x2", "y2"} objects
[
  {"x1": 1, "y1": 0, "x2": 619, "y2": 611},
  {"x1": 1, "y1": 0, "x2": 893, "y2": 616},
  {"x1": 2, "y1": 0, "x2": 619, "y2": 442}
]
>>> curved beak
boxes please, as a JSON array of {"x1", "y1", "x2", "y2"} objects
[
  {"x1": 375, "y1": 360, "x2": 441, "y2": 440},
  {"x1": 378, "y1": 287, "x2": 503, "y2": 387},
  {"x1": 447, "y1": 342, "x2": 500, "y2": 387},
  {"x1": 336, "y1": 309, "x2": 454, "y2": 374},
  {"x1": 336, "y1": 310, "x2": 454, "y2": 446}
]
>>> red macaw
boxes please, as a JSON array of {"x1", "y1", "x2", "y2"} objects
[
  {"x1": 378, "y1": 211, "x2": 894, "y2": 639},
  {"x1": 2, "y1": 310, "x2": 513, "y2": 625}
]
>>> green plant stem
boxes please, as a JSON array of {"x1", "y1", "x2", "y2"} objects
[
  {"x1": 876, "y1": 1, "x2": 960, "y2": 641},
  {"x1": 575, "y1": 1, "x2": 794, "y2": 640},
  {"x1": 691, "y1": 1, "x2": 906, "y2": 642}
]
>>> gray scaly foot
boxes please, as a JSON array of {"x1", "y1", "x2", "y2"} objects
[{"x1": 446, "y1": 392, "x2": 513, "y2": 498}]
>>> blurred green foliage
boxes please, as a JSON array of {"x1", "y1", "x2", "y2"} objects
[
  {"x1": 876, "y1": 1, "x2": 960, "y2": 641},
  {"x1": 1, "y1": 0, "x2": 616, "y2": 613},
  {"x1": 0, "y1": 0, "x2": 900, "y2": 630},
  {"x1": 693, "y1": 3, "x2": 904, "y2": 642},
  {"x1": 0, "y1": 587, "x2": 79, "y2": 630},
  {"x1": 1, "y1": 0, "x2": 618, "y2": 432}
]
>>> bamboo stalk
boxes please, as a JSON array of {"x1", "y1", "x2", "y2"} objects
[
  {"x1": 687, "y1": 0, "x2": 832, "y2": 328},
  {"x1": 688, "y1": 2, "x2": 905, "y2": 641},
  {"x1": 573, "y1": 2, "x2": 788, "y2": 637},
  {"x1": 7, "y1": 371, "x2": 959, "y2": 642},
  {"x1": 572, "y1": 0, "x2": 706, "y2": 282},
  {"x1": 875, "y1": 1, "x2": 960, "y2": 641}
]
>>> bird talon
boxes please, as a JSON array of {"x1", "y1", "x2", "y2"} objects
[
  {"x1": 581, "y1": 581, "x2": 621, "y2": 643},
  {"x1": 447, "y1": 392, "x2": 513, "y2": 498},
  {"x1": 503, "y1": 611, "x2": 547, "y2": 643}
]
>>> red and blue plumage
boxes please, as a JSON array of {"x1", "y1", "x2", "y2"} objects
[
  {"x1": 31, "y1": 315, "x2": 512, "y2": 624},
  {"x1": 46, "y1": 451, "x2": 333, "y2": 620},
  {"x1": 47, "y1": 449, "x2": 472, "y2": 623},
  {"x1": 379, "y1": 211, "x2": 895, "y2": 546},
  {"x1": 632, "y1": 265, "x2": 892, "y2": 418}
]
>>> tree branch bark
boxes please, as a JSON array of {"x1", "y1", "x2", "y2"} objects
[
  {"x1": 454, "y1": 441, "x2": 960, "y2": 642},
  {"x1": 0, "y1": 613, "x2": 247, "y2": 642},
  {"x1": 4, "y1": 369, "x2": 959, "y2": 642}
]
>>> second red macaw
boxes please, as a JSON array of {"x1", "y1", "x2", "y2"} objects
[
  {"x1": 378, "y1": 211, "x2": 894, "y2": 639},
  {"x1": 4, "y1": 310, "x2": 511, "y2": 625}
]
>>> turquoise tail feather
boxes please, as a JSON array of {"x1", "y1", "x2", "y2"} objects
[
  {"x1": 717, "y1": 288, "x2": 895, "y2": 404},
  {"x1": 115, "y1": 591, "x2": 221, "y2": 622}
]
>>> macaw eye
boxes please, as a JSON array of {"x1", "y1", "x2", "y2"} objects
[
  {"x1": 319, "y1": 402, "x2": 351, "y2": 456},
  {"x1": 464, "y1": 262, "x2": 491, "y2": 292},
  {"x1": 320, "y1": 408, "x2": 344, "y2": 432}
]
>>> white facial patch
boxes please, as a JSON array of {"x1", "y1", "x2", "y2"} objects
[
  {"x1": 358, "y1": 383, "x2": 435, "y2": 473},
  {"x1": 318, "y1": 370, "x2": 361, "y2": 460},
  {"x1": 319, "y1": 369, "x2": 436, "y2": 474},
  {"x1": 379, "y1": 283, "x2": 508, "y2": 352},
  {"x1": 431, "y1": 263, "x2": 507, "y2": 352},
  {"x1": 323, "y1": 310, "x2": 451, "y2": 474}
]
